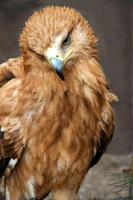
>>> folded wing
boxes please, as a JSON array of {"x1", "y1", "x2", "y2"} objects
[{"x1": 0, "y1": 57, "x2": 25, "y2": 176}]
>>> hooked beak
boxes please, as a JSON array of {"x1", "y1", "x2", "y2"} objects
[
  {"x1": 50, "y1": 58, "x2": 64, "y2": 80},
  {"x1": 45, "y1": 48, "x2": 72, "y2": 80}
]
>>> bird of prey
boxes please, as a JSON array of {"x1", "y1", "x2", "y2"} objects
[{"x1": 0, "y1": 6, "x2": 117, "y2": 200}]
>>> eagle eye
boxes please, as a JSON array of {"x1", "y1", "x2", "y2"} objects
[{"x1": 62, "y1": 34, "x2": 71, "y2": 47}]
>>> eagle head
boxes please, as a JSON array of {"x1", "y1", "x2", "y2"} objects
[{"x1": 19, "y1": 6, "x2": 97, "y2": 80}]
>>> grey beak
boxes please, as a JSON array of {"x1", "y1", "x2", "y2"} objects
[{"x1": 50, "y1": 58, "x2": 64, "y2": 80}]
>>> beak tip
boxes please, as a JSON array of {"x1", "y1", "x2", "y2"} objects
[{"x1": 55, "y1": 69, "x2": 64, "y2": 80}]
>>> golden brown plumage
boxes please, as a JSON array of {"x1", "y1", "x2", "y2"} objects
[{"x1": 0, "y1": 6, "x2": 117, "y2": 200}]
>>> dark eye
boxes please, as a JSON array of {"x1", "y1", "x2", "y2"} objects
[{"x1": 62, "y1": 34, "x2": 71, "y2": 47}]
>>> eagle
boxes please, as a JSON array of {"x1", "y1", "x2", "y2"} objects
[{"x1": 0, "y1": 6, "x2": 117, "y2": 200}]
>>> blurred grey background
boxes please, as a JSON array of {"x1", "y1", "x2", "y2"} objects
[{"x1": 0, "y1": 0, "x2": 132, "y2": 154}]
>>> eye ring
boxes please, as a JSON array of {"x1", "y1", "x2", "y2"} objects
[{"x1": 62, "y1": 34, "x2": 71, "y2": 47}]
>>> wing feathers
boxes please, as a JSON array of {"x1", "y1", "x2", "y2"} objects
[
  {"x1": 90, "y1": 95, "x2": 115, "y2": 167},
  {"x1": 0, "y1": 157, "x2": 10, "y2": 178},
  {"x1": 0, "y1": 57, "x2": 25, "y2": 177},
  {"x1": 0, "y1": 57, "x2": 24, "y2": 87}
]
